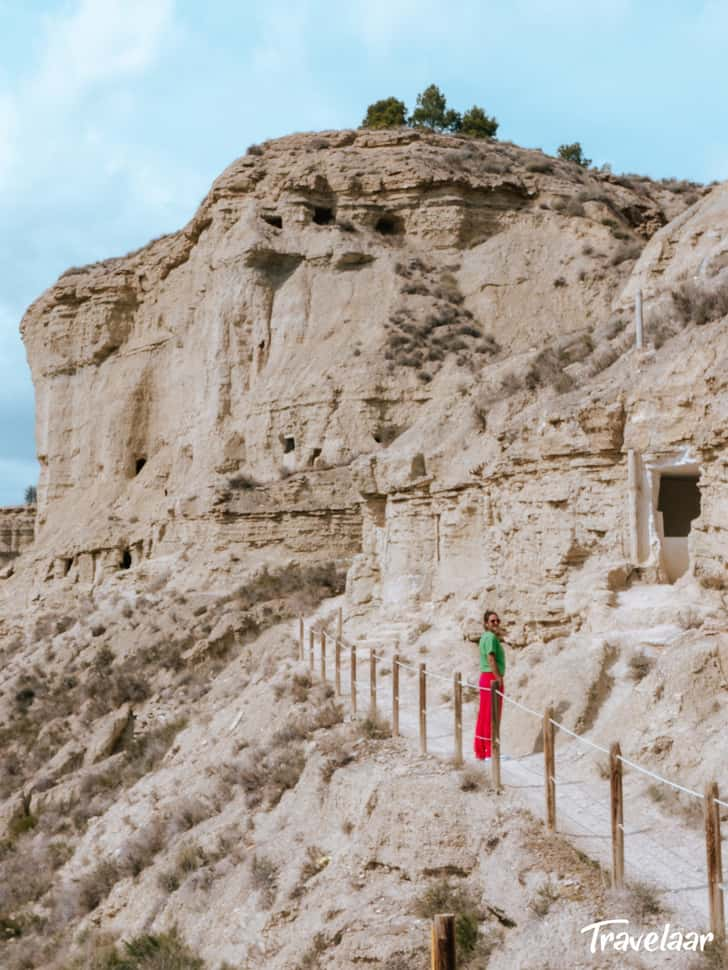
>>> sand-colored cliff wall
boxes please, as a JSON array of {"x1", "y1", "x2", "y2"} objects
[
  {"x1": 10, "y1": 130, "x2": 726, "y2": 639},
  {"x1": 0, "y1": 506, "x2": 35, "y2": 569}
]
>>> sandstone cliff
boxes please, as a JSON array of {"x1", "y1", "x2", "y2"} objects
[
  {"x1": 1, "y1": 130, "x2": 726, "y2": 969},
  {"x1": 0, "y1": 506, "x2": 35, "y2": 571}
]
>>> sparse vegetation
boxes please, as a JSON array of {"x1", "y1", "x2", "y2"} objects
[
  {"x1": 358, "y1": 714, "x2": 391, "y2": 739},
  {"x1": 557, "y1": 142, "x2": 591, "y2": 167},
  {"x1": 529, "y1": 877, "x2": 560, "y2": 916},
  {"x1": 252, "y1": 854, "x2": 278, "y2": 908},
  {"x1": 361, "y1": 85, "x2": 498, "y2": 139},
  {"x1": 62, "y1": 928, "x2": 205, "y2": 969},
  {"x1": 459, "y1": 767, "x2": 486, "y2": 792},
  {"x1": 628, "y1": 652, "x2": 655, "y2": 681},
  {"x1": 413, "y1": 880, "x2": 493, "y2": 964},
  {"x1": 385, "y1": 260, "x2": 499, "y2": 381},
  {"x1": 672, "y1": 278, "x2": 728, "y2": 327}
]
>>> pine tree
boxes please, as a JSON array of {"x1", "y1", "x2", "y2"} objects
[
  {"x1": 409, "y1": 84, "x2": 461, "y2": 132},
  {"x1": 460, "y1": 105, "x2": 498, "y2": 138}
]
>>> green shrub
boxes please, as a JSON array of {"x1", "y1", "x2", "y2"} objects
[
  {"x1": 414, "y1": 880, "x2": 483, "y2": 961},
  {"x1": 557, "y1": 142, "x2": 591, "y2": 167},
  {"x1": 66, "y1": 929, "x2": 205, "y2": 969},
  {"x1": 361, "y1": 97, "x2": 408, "y2": 129},
  {"x1": 460, "y1": 105, "x2": 498, "y2": 138}
]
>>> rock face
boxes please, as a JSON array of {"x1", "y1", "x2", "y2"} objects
[
  {"x1": 14, "y1": 128, "x2": 720, "y2": 634},
  {"x1": 0, "y1": 506, "x2": 35, "y2": 570},
  {"x1": 2, "y1": 130, "x2": 727, "y2": 969}
]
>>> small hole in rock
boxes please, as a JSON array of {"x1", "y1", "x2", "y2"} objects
[
  {"x1": 313, "y1": 207, "x2": 334, "y2": 225},
  {"x1": 262, "y1": 213, "x2": 283, "y2": 229},
  {"x1": 284, "y1": 436, "x2": 295, "y2": 454},
  {"x1": 374, "y1": 214, "x2": 403, "y2": 236},
  {"x1": 135, "y1": 458, "x2": 147, "y2": 475},
  {"x1": 310, "y1": 448, "x2": 322, "y2": 466},
  {"x1": 121, "y1": 549, "x2": 132, "y2": 570}
]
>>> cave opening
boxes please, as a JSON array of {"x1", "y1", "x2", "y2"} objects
[
  {"x1": 375, "y1": 214, "x2": 404, "y2": 236},
  {"x1": 121, "y1": 549, "x2": 132, "y2": 570},
  {"x1": 135, "y1": 457, "x2": 147, "y2": 475},
  {"x1": 262, "y1": 213, "x2": 283, "y2": 229},
  {"x1": 284, "y1": 436, "x2": 295, "y2": 454},
  {"x1": 313, "y1": 206, "x2": 334, "y2": 225},
  {"x1": 656, "y1": 472, "x2": 701, "y2": 582}
]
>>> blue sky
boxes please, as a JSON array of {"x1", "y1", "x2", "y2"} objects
[{"x1": 1, "y1": 0, "x2": 727, "y2": 504}]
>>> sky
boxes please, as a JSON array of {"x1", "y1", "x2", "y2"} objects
[{"x1": 1, "y1": 0, "x2": 727, "y2": 504}]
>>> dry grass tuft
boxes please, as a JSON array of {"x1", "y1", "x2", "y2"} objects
[
  {"x1": 529, "y1": 877, "x2": 560, "y2": 916},
  {"x1": 628, "y1": 652, "x2": 655, "y2": 681},
  {"x1": 358, "y1": 714, "x2": 391, "y2": 740},
  {"x1": 459, "y1": 767, "x2": 486, "y2": 792},
  {"x1": 252, "y1": 854, "x2": 278, "y2": 908}
]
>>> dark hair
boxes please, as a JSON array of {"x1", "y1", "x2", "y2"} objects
[{"x1": 484, "y1": 610, "x2": 498, "y2": 626}]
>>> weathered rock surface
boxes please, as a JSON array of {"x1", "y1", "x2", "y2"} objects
[
  {"x1": 0, "y1": 506, "x2": 35, "y2": 570},
  {"x1": 0, "y1": 130, "x2": 725, "y2": 968}
]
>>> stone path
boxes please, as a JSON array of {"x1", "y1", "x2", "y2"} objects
[{"x1": 331, "y1": 636, "x2": 717, "y2": 933}]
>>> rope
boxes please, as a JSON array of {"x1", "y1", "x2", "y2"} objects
[
  {"x1": 551, "y1": 721, "x2": 611, "y2": 756},
  {"x1": 616, "y1": 755, "x2": 705, "y2": 801},
  {"x1": 301, "y1": 620, "x2": 718, "y2": 817}
]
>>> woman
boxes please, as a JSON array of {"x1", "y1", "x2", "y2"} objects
[{"x1": 474, "y1": 610, "x2": 505, "y2": 760}]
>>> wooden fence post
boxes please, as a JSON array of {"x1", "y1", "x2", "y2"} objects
[
  {"x1": 453, "y1": 672, "x2": 463, "y2": 768},
  {"x1": 431, "y1": 914, "x2": 456, "y2": 970},
  {"x1": 610, "y1": 742, "x2": 624, "y2": 890},
  {"x1": 320, "y1": 631, "x2": 326, "y2": 681},
  {"x1": 490, "y1": 682, "x2": 501, "y2": 790},
  {"x1": 544, "y1": 706, "x2": 556, "y2": 832},
  {"x1": 392, "y1": 655, "x2": 400, "y2": 737},
  {"x1": 298, "y1": 617, "x2": 304, "y2": 661},
  {"x1": 350, "y1": 646, "x2": 357, "y2": 716},
  {"x1": 704, "y1": 781, "x2": 726, "y2": 942},
  {"x1": 369, "y1": 648, "x2": 377, "y2": 716},
  {"x1": 419, "y1": 663, "x2": 427, "y2": 755},
  {"x1": 309, "y1": 629, "x2": 315, "y2": 673},
  {"x1": 334, "y1": 637, "x2": 341, "y2": 697}
]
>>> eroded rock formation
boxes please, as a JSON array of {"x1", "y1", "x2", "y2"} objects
[
  {"x1": 0, "y1": 506, "x2": 35, "y2": 571},
  {"x1": 13, "y1": 129, "x2": 722, "y2": 626},
  {"x1": 1, "y1": 129, "x2": 727, "y2": 970}
]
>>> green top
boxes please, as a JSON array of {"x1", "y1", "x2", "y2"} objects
[{"x1": 479, "y1": 631, "x2": 505, "y2": 676}]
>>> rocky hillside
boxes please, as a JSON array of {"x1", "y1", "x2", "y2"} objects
[{"x1": 1, "y1": 129, "x2": 727, "y2": 968}]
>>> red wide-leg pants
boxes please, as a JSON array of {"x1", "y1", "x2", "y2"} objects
[{"x1": 474, "y1": 671, "x2": 503, "y2": 760}]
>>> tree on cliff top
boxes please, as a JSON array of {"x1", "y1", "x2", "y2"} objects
[
  {"x1": 557, "y1": 142, "x2": 592, "y2": 167},
  {"x1": 361, "y1": 97, "x2": 408, "y2": 129},
  {"x1": 460, "y1": 105, "x2": 498, "y2": 138},
  {"x1": 409, "y1": 84, "x2": 462, "y2": 132},
  {"x1": 24, "y1": 485, "x2": 37, "y2": 505}
]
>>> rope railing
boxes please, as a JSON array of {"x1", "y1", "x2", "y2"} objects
[{"x1": 298, "y1": 612, "x2": 726, "y2": 942}]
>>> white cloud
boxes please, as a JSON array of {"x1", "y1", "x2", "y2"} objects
[
  {"x1": 32, "y1": 0, "x2": 174, "y2": 106},
  {"x1": 344, "y1": 0, "x2": 445, "y2": 55},
  {"x1": 0, "y1": 0, "x2": 175, "y2": 196}
]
